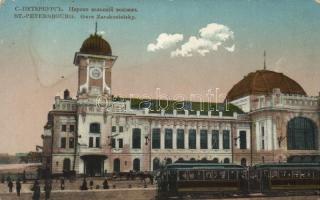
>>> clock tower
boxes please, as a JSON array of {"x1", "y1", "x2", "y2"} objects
[{"x1": 73, "y1": 29, "x2": 117, "y2": 98}]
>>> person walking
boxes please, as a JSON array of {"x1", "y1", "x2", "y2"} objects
[
  {"x1": 44, "y1": 180, "x2": 52, "y2": 200},
  {"x1": 60, "y1": 177, "x2": 65, "y2": 190},
  {"x1": 16, "y1": 179, "x2": 22, "y2": 196},
  {"x1": 32, "y1": 180, "x2": 40, "y2": 200},
  {"x1": 8, "y1": 179, "x2": 13, "y2": 193}
]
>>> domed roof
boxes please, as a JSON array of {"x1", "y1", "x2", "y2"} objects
[
  {"x1": 226, "y1": 69, "x2": 306, "y2": 101},
  {"x1": 80, "y1": 34, "x2": 112, "y2": 56}
]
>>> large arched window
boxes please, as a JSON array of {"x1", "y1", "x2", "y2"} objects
[
  {"x1": 90, "y1": 123, "x2": 100, "y2": 133},
  {"x1": 133, "y1": 158, "x2": 140, "y2": 172},
  {"x1": 224, "y1": 158, "x2": 230, "y2": 163},
  {"x1": 287, "y1": 117, "x2": 317, "y2": 150},
  {"x1": 241, "y1": 158, "x2": 247, "y2": 166},
  {"x1": 153, "y1": 158, "x2": 160, "y2": 171},
  {"x1": 132, "y1": 128, "x2": 141, "y2": 149},
  {"x1": 165, "y1": 158, "x2": 172, "y2": 165}
]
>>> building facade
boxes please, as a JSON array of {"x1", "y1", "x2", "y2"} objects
[{"x1": 42, "y1": 32, "x2": 320, "y2": 176}]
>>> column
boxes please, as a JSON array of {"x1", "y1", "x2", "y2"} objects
[
  {"x1": 173, "y1": 126, "x2": 177, "y2": 149},
  {"x1": 185, "y1": 126, "x2": 189, "y2": 149},
  {"x1": 196, "y1": 126, "x2": 200, "y2": 150},
  {"x1": 208, "y1": 129, "x2": 212, "y2": 149},
  {"x1": 160, "y1": 126, "x2": 164, "y2": 150}
]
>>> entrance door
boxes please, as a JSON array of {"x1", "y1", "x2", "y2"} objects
[
  {"x1": 84, "y1": 156, "x2": 104, "y2": 177},
  {"x1": 113, "y1": 158, "x2": 120, "y2": 173}
]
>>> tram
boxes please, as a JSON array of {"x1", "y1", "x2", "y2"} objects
[
  {"x1": 254, "y1": 163, "x2": 320, "y2": 193},
  {"x1": 157, "y1": 162, "x2": 247, "y2": 198}
]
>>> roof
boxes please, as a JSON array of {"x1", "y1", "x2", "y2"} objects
[
  {"x1": 226, "y1": 69, "x2": 307, "y2": 102},
  {"x1": 80, "y1": 34, "x2": 112, "y2": 56},
  {"x1": 254, "y1": 163, "x2": 320, "y2": 169}
]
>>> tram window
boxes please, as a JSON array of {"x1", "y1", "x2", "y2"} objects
[
  {"x1": 271, "y1": 170, "x2": 278, "y2": 178},
  {"x1": 195, "y1": 171, "x2": 204, "y2": 180},
  {"x1": 205, "y1": 171, "x2": 213, "y2": 180},
  {"x1": 279, "y1": 170, "x2": 286, "y2": 178},
  {"x1": 217, "y1": 170, "x2": 226, "y2": 179},
  {"x1": 229, "y1": 170, "x2": 237, "y2": 180},
  {"x1": 189, "y1": 171, "x2": 196, "y2": 180},
  {"x1": 292, "y1": 170, "x2": 300, "y2": 178},
  {"x1": 280, "y1": 170, "x2": 292, "y2": 178},
  {"x1": 179, "y1": 171, "x2": 187, "y2": 180}
]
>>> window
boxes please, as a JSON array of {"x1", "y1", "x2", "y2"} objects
[
  {"x1": 132, "y1": 128, "x2": 141, "y2": 149},
  {"x1": 261, "y1": 140, "x2": 265, "y2": 150},
  {"x1": 212, "y1": 130, "x2": 219, "y2": 149},
  {"x1": 224, "y1": 158, "x2": 230, "y2": 163},
  {"x1": 111, "y1": 138, "x2": 116, "y2": 148},
  {"x1": 200, "y1": 130, "x2": 208, "y2": 149},
  {"x1": 165, "y1": 129, "x2": 173, "y2": 149},
  {"x1": 153, "y1": 158, "x2": 160, "y2": 171},
  {"x1": 152, "y1": 128, "x2": 160, "y2": 149},
  {"x1": 177, "y1": 129, "x2": 184, "y2": 149},
  {"x1": 261, "y1": 126, "x2": 265, "y2": 137},
  {"x1": 287, "y1": 117, "x2": 316, "y2": 150},
  {"x1": 189, "y1": 129, "x2": 196, "y2": 149},
  {"x1": 69, "y1": 125, "x2": 75, "y2": 132},
  {"x1": 69, "y1": 137, "x2": 74, "y2": 148},
  {"x1": 112, "y1": 126, "x2": 116, "y2": 132},
  {"x1": 96, "y1": 137, "x2": 100, "y2": 147},
  {"x1": 239, "y1": 131, "x2": 247, "y2": 149},
  {"x1": 119, "y1": 126, "x2": 124, "y2": 132},
  {"x1": 61, "y1": 125, "x2": 67, "y2": 132},
  {"x1": 241, "y1": 158, "x2": 247, "y2": 166},
  {"x1": 133, "y1": 158, "x2": 140, "y2": 172},
  {"x1": 89, "y1": 137, "x2": 94, "y2": 148},
  {"x1": 223, "y1": 130, "x2": 230, "y2": 149},
  {"x1": 60, "y1": 137, "x2": 66, "y2": 148},
  {"x1": 90, "y1": 123, "x2": 100, "y2": 133},
  {"x1": 118, "y1": 139, "x2": 123, "y2": 148},
  {"x1": 213, "y1": 158, "x2": 219, "y2": 163}
]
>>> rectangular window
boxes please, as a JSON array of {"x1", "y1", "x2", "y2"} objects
[
  {"x1": 177, "y1": 129, "x2": 185, "y2": 149},
  {"x1": 152, "y1": 128, "x2": 160, "y2": 149},
  {"x1": 111, "y1": 138, "x2": 116, "y2": 148},
  {"x1": 60, "y1": 137, "x2": 66, "y2": 148},
  {"x1": 262, "y1": 139, "x2": 265, "y2": 150},
  {"x1": 223, "y1": 130, "x2": 230, "y2": 149},
  {"x1": 261, "y1": 126, "x2": 265, "y2": 137},
  {"x1": 165, "y1": 129, "x2": 173, "y2": 149},
  {"x1": 189, "y1": 129, "x2": 196, "y2": 149},
  {"x1": 200, "y1": 130, "x2": 208, "y2": 149},
  {"x1": 240, "y1": 131, "x2": 247, "y2": 149},
  {"x1": 61, "y1": 125, "x2": 67, "y2": 132},
  {"x1": 112, "y1": 126, "x2": 117, "y2": 132},
  {"x1": 69, "y1": 137, "x2": 74, "y2": 148},
  {"x1": 96, "y1": 137, "x2": 100, "y2": 148},
  {"x1": 132, "y1": 128, "x2": 141, "y2": 149},
  {"x1": 118, "y1": 139, "x2": 123, "y2": 148},
  {"x1": 69, "y1": 125, "x2": 75, "y2": 132},
  {"x1": 212, "y1": 130, "x2": 219, "y2": 149},
  {"x1": 89, "y1": 137, "x2": 93, "y2": 148},
  {"x1": 119, "y1": 126, "x2": 124, "y2": 132}
]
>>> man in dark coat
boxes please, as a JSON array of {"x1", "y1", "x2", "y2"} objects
[
  {"x1": 8, "y1": 180, "x2": 13, "y2": 193},
  {"x1": 32, "y1": 180, "x2": 40, "y2": 200},
  {"x1": 44, "y1": 180, "x2": 52, "y2": 200},
  {"x1": 16, "y1": 179, "x2": 22, "y2": 196}
]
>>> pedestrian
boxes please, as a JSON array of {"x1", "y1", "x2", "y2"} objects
[
  {"x1": 80, "y1": 178, "x2": 88, "y2": 190},
  {"x1": 8, "y1": 179, "x2": 13, "y2": 193},
  {"x1": 32, "y1": 180, "x2": 40, "y2": 200},
  {"x1": 16, "y1": 179, "x2": 22, "y2": 196},
  {"x1": 89, "y1": 180, "x2": 94, "y2": 190},
  {"x1": 44, "y1": 180, "x2": 52, "y2": 200},
  {"x1": 60, "y1": 177, "x2": 65, "y2": 190},
  {"x1": 102, "y1": 179, "x2": 109, "y2": 189}
]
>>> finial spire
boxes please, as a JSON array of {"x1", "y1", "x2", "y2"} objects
[
  {"x1": 263, "y1": 50, "x2": 266, "y2": 70},
  {"x1": 95, "y1": 22, "x2": 98, "y2": 35}
]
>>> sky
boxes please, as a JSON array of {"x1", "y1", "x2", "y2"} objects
[{"x1": 0, "y1": 0, "x2": 320, "y2": 154}]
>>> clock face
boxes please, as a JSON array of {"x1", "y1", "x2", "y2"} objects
[{"x1": 89, "y1": 67, "x2": 102, "y2": 79}]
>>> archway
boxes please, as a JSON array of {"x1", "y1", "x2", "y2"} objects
[
  {"x1": 241, "y1": 158, "x2": 247, "y2": 166},
  {"x1": 153, "y1": 158, "x2": 160, "y2": 171},
  {"x1": 63, "y1": 158, "x2": 71, "y2": 172},
  {"x1": 133, "y1": 158, "x2": 140, "y2": 172}
]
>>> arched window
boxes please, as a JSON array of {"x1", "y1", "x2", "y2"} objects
[
  {"x1": 63, "y1": 158, "x2": 71, "y2": 172},
  {"x1": 153, "y1": 158, "x2": 160, "y2": 171},
  {"x1": 241, "y1": 158, "x2": 246, "y2": 166},
  {"x1": 190, "y1": 158, "x2": 196, "y2": 161},
  {"x1": 90, "y1": 123, "x2": 100, "y2": 133},
  {"x1": 224, "y1": 158, "x2": 230, "y2": 163},
  {"x1": 175, "y1": 158, "x2": 184, "y2": 163},
  {"x1": 113, "y1": 158, "x2": 120, "y2": 173},
  {"x1": 132, "y1": 128, "x2": 141, "y2": 149},
  {"x1": 133, "y1": 158, "x2": 140, "y2": 172},
  {"x1": 213, "y1": 158, "x2": 219, "y2": 163},
  {"x1": 201, "y1": 158, "x2": 207, "y2": 161},
  {"x1": 287, "y1": 117, "x2": 317, "y2": 150},
  {"x1": 166, "y1": 158, "x2": 172, "y2": 165}
]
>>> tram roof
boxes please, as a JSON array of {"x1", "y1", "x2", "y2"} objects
[
  {"x1": 254, "y1": 162, "x2": 320, "y2": 169},
  {"x1": 165, "y1": 163, "x2": 245, "y2": 170}
]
